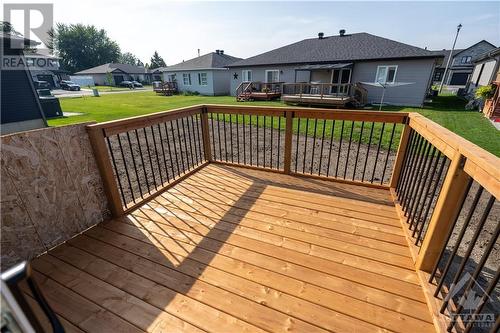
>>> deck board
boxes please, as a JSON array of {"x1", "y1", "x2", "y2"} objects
[{"x1": 33, "y1": 164, "x2": 435, "y2": 332}]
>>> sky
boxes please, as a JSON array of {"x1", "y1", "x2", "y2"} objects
[{"x1": 3, "y1": 1, "x2": 500, "y2": 65}]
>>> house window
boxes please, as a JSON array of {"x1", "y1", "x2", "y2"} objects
[
  {"x1": 183, "y1": 73, "x2": 191, "y2": 85},
  {"x1": 242, "y1": 70, "x2": 252, "y2": 82},
  {"x1": 460, "y1": 56, "x2": 472, "y2": 64},
  {"x1": 375, "y1": 65, "x2": 397, "y2": 84},
  {"x1": 198, "y1": 72, "x2": 208, "y2": 86},
  {"x1": 265, "y1": 70, "x2": 280, "y2": 83}
]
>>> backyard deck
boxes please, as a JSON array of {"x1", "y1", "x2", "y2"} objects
[{"x1": 25, "y1": 164, "x2": 435, "y2": 333}]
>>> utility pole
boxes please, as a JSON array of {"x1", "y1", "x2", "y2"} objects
[{"x1": 439, "y1": 23, "x2": 462, "y2": 93}]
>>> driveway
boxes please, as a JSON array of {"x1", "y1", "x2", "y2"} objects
[{"x1": 52, "y1": 87, "x2": 152, "y2": 99}]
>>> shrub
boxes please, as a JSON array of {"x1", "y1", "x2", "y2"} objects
[
  {"x1": 475, "y1": 85, "x2": 495, "y2": 100},
  {"x1": 182, "y1": 90, "x2": 200, "y2": 96}
]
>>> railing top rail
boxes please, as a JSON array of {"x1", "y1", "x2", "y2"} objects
[
  {"x1": 283, "y1": 82, "x2": 352, "y2": 86},
  {"x1": 409, "y1": 112, "x2": 499, "y2": 198}
]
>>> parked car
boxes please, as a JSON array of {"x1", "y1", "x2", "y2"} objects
[
  {"x1": 33, "y1": 80, "x2": 50, "y2": 89},
  {"x1": 60, "y1": 80, "x2": 81, "y2": 91},
  {"x1": 118, "y1": 80, "x2": 134, "y2": 88},
  {"x1": 131, "y1": 81, "x2": 143, "y2": 88}
]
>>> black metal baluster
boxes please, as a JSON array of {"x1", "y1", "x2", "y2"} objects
[
  {"x1": 182, "y1": 117, "x2": 194, "y2": 168},
  {"x1": 134, "y1": 129, "x2": 150, "y2": 193},
  {"x1": 222, "y1": 114, "x2": 228, "y2": 162},
  {"x1": 318, "y1": 119, "x2": 327, "y2": 176},
  {"x1": 399, "y1": 134, "x2": 424, "y2": 203},
  {"x1": 370, "y1": 122, "x2": 386, "y2": 183},
  {"x1": 150, "y1": 126, "x2": 164, "y2": 185},
  {"x1": 343, "y1": 121, "x2": 355, "y2": 179},
  {"x1": 263, "y1": 115, "x2": 267, "y2": 168},
  {"x1": 310, "y1": 118, "x2": 318, "y2": 175},
  {"x1": 302, "y1": 118, "x2": 309, "y2": 173},
  {"x1": 243, "y1": 114, "x2": 247, "y2": 165},
  {"x1": 434, "y1": 186, "x2": 484, "y2": 297},
  {"x1": 106, "y1": 136, "x2": 126, "y2": 205},
  {"x1": 256, "y1": 115, "x2": 260, "y2": 166},
  {"x1": 187, "y1": 115, "x2": 198, "y2": 165},
  {"x1": 211, "y1": 113, "x2": 216, "y2": 160},
  {"x1": 335, "y1": 120, "x2": 345, "y2": 178},
  {"x1": 277, "y1": 116, "x2": 281, "y2": 169},
  {"x1": 217, "y1": 113, "x2": 222, "y2": 162},
  {"x1": 175, "y1": 119, "x2": 187, "y2": 172},
  {"x1": 143, "y1": 127, "x2": 158, "y2": 190},
  {"x1": 414, "y1": 155, "x2": 449, "y2": 244},
  {"x1": 249, "y1": 115, "x2": 253, "y2": 165},
  {"x1": 156, "y1": 124, "x2": 170, "y2": 182},
  {"x1": 236, "y1": 114, "x2": 240, "y2": 164},
  {"x1": 126, "y1": 132, "x2": 143, "y2": 199},
  {"x1": 380, "y1": 123, "x2": 396, "y2": 184},
  {"x1": 193, "y1": 114, "x2": 202, "y2": 164},
  {"x1": 429, "y1": 179, "x2": 474, "y2": 281},
  {"x1": 164, "y1": 122, "x2": 179, "y2": 178},
  {"x1": 361, "y1": 122, "x2": 375, "y2": 182},
  {"x1": 295, "y1": 118, "x2": 301, "y2": 172},
  {"x1": 439, "y1": 194, "x2": 495, "y2": 314},
  {"x1": 408, "y1": 146, "x2": 437, "y2": 228},
  {"x1": 396, "y1": 130, "x2": 416, "y2": 193},
  {"x1": 447, "y1": 217, "x2": 500, "y2": 331},
  {"x1": 403, "y1": 140, "x2": 431, "y2": 213},
  {"x1": 116, "y1": 134, "x2": 135, "y2": 204},
  {"x1": 229, "y1": 114, "x2": 234, "y2": 163},
  {"x1": 352, "y1": 121, "x2": 365, "y2": 181},
  {"x1": 326, "y1": 120, "x2": 336, "y2": 177},
  {"x1": 270, "y1": 116, "x2": 273, "y2": 169}
]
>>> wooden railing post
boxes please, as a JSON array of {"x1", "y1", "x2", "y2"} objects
[
  {"x1": 200, "y1": 106, "x2": 212, "y2": 162},
  {"x1": 283, "y1": 110, "x2": 294, "y2": 174},
  {"x1": 389, "y1": 120, "x2": 412, "y2": 188},
  {"x1": 86, "y1": 126, "x2": 124, "y2": 217},
  {"x1": 416, "y1": 151, "x2": 471, "y2": 272}
]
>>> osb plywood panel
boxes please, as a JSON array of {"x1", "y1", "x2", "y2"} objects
[
  {"x1": 1, "y1": 123, "x2": 110, "y2": 270},
  {"x1": 53, "y1": 125, "x2": 109, "y2": 228},
  {"x1": 0, "y1": 165, "x2": 46, "y2": 270}
]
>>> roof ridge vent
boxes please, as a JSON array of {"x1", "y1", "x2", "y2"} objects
[
  {"x1": 339, "y1": 29, "x2": 346, "y2": 36},
  {"x1": 318, "y1": 32, "x2": 324, "y2": 39}
]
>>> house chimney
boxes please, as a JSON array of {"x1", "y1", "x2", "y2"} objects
[
  {"x1": 220, "y1": 50, "x2": 224, "y2": 55},
  {"x1": 215, "y1": 49, "x2": 220, "y2": 54},
  {"x1": 339, "y1": 29, "x2": 346, "y2": 36},
  {"x1": 198, "y1": 48, "x2": 200, "y2": 57},
  {"x1": 318, "y1": 32, "x2": 324, "y2": 39}
]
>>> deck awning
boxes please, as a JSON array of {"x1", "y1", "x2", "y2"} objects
[{"x1": 296, "y1": 63, "x2": 353, "y2": 71}]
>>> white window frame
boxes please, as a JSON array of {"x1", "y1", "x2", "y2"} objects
[
  {"x1": 375, "y1": 65, "x2": 398, "y2": 84},
  {"x1": 242, "y1": 70, "x2": 252, "y2": 82},
  {"x1": 265, "y1": 69, "x2": 280, "y2": 83},
  {"x1": 198, "y1": 72, "x2": 208, "y2": 86},
  {"x1": 460, "y1": 56, "x2": 472, "y2": 64},
  {"x1": 183, "y1": 73, "x2": 191, "y2": 86}
]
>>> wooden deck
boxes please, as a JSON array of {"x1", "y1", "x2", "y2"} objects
[
  {"x1": 25, "y1": 164, "x2": 435, "y2": 333},
  {"x1": 282, "y1": 94, "x2": 355, "y2": 106}
]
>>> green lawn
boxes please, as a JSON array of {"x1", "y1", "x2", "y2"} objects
[
  {"x1": 83, "y1": 85, "x2": 152, "y2": 92},
  {"x1": 50, "y1": 92, "x2": 500, "y2": 156}
]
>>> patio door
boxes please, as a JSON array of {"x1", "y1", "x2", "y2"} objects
[{"x1": 331, "y1": 68, "x2": 351, "y2": 95}]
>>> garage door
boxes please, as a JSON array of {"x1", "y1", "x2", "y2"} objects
[{"x1": 449, "y1": 73, "x2": 469, "y2": 85}]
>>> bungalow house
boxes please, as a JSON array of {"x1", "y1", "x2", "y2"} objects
[
  {"x1": 157, "y1": 50, "x2": 241, "y2": 95},
  {"x1": 228, "y1": 31, "x2": 443, "y2": 107},
  {"x1": 73, "y1": 63, "x2": 151, "y2": 86},
  {"x1": 429, "y1": 40, "x2": 496, "y2": 89}
]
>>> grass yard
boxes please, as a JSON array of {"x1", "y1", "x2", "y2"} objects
[{"x1": 50, "y1": 92, "x2": 500, "y2": 156}]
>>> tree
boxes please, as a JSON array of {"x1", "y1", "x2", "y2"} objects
[
  {"x1": 0, "y1": 21, "x2": 22, "y2": 36},
  {"x1": 48, "y1": 23, "x2": 120, "y2": 73},
  {"x1": 149, "y1": 51, "x2": 166, "y2": 69},
  {"x1": 136, "y1": 59, "x2": 144, "y2": 67},
  {"x1": 119, "y1": 52, "x2": 139, "y2": 65}
]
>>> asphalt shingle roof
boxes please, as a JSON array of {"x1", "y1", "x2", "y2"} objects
[
  {"x1": 160, "y1": 52, "x2": 241, "y2": 72},
  {"x1": 75, "y1": 63, "x2": 149, "y2": 75},
  {"x1": 228, "y1": 32, "x2": 441, "y2": 67}
]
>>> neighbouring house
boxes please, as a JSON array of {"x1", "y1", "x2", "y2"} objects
[
  {"x1": 430, "y1": 40, "x2": 496, "y2": 90},
  {"x1": 1, "y1": 32, "x2": 47, "y2": 134},
  {"x1": 24, "y1": 50, "x2": 70, "y2": 88},
  {"x1": 73, "y1": 63, "x2": 151, "y2": 85},
  {"x1": 228, "y1": 31, "x2": 442, "y2": 107},
  {"x1": 157, "y1": 50, "x2": 241, "y2": 95},
  {"x1": 467, "y1": 47, "x2": 500, "y2": 119}
]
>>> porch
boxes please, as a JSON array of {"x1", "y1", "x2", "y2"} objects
[{"x1": 2, "y1": 104, "x2": 499, "y2": 333}]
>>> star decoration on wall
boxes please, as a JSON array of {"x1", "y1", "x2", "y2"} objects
[{"x1": 233, "y1": 73, "x2": 239, "y2": 80}]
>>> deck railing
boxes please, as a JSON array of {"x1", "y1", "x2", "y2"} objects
[
  {"x1": 282, "y1": 82, "x2": 368, "y2": 105},
  {"x1": 87, "y1": 104, "x2": 499, "y2": 333}
]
